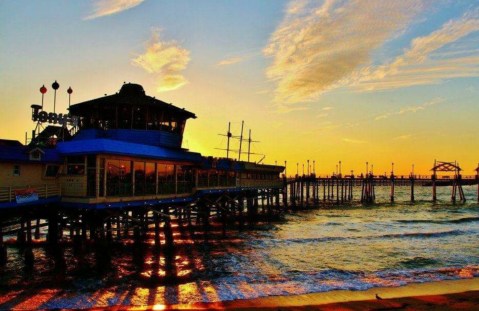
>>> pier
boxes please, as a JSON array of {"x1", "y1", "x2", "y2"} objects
[
  {"x1": 1, "y1": 161, "x2": 478, "y2": 270},
  {"x1": 0, "y1": 82, "x2": 478, "y2": 277}
]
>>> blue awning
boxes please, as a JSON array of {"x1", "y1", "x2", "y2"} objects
[{"x1": 56, "y1": 139, "x2": 202, "y2": 163}]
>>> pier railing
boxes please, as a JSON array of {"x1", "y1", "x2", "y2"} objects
[{"x1": 0, "y1": 184, "x2": 61, "y2": 203}]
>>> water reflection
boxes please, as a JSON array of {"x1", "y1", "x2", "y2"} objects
[{"x1": 0, "y1": 187, "x2": 478, "y2": 309}]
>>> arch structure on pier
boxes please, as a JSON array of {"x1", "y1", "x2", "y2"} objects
[
  {"x1": 431, "y1": 161, "x2": 462, "y2": 175},
  {"x1": 431, "y1": 160, "x2": 465, "y2": 203}
]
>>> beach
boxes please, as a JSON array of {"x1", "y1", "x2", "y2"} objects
[{"x1": 120, "y1": 278, "x2": 479, "y2": 310}]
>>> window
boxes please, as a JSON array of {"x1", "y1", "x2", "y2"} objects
[
  {"x1": 13, "y1": 165, "x2": 20, "y2": 176},
  {"x1": 158, "y1": 163, "x2": 175, "y2": 194},
  {"x1": 145, "y1": 162, "x2": 156, "y2": 195},
  {"x1": 177, "y1": 165, "x2": 193, "y2": 193},
  {"x1": 66, "y1": 156, "x2": 85, "y2": 175},
  {"x1": 134, "y1": 161, "x2": 146, "y2": 195},
  {"x1": 106, "y1": 160, "x2": 132, "y2": 196},
  {"x1": 45, "y1": 165, "x2": 60, "y2": 177},
  {"x1": 29, "y1": 148, "x2": 43, "y2": 161}
]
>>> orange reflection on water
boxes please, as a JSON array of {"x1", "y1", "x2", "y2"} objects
[
  {"x1": 236, "y1": 281, "x2": 257, "y2": 298},
  {"x1": 361, "y1": 275, "x2": 401, "y2": 287},
  {"x1": 128, "y1": 286, "x2": 166, "y2": 307},
  {"x1": 0, "y1": 290, "x2": 22, "y2": 305},
  {"x1": 197, "y1": 280, "x2": 220, "y2": 302},
  {"x1": 13, "y1": 289, "x2": 60, "y2": 310},
  {"x1": 458, "y1": 267, "x2": 474, "y2": 278},
  {"x1": 179, "y1": 282, "x2": 200, "y2": 302},
  {"x1": 176, "y1": 255, "x2": 192, "y2": 277}
]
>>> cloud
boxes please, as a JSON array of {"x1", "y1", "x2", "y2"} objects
[
  {"x1": 264, "y1": 0, "x2": 424, "y2": 103},
  {"x1": 394, "y1": 134, "x2": 413, "y2": 140},
  {"x1": 132, "y1": 30, "x2": 190, "y2": 92},
  {"x1": 274, "y1": 103, "x2": 309, "y2": 114},
  {"x1": 217, "y1": 57, "x2": 244, "y2": 66},
  {"x1": 355, "y1": 9, "x2": 479, "y2": 91},
  {"x1": 85, "y1": 0, "x2": 144, "y2": 20},
  {"x1": 342, "y1": 138, "x2": 367, "y2": 144},
  {"x1": 317, "y1": 106, "x2": 333, "y2": 118},
  {"x1": 374, "y1": 97, "x2": 443, "y2": 120}
]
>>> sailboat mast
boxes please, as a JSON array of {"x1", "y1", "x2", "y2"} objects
[
  {"x1": 248, "y1": 129, "x2": 251, "y2": 162},
  {"x1": 226, "y1": 122, "x2": 231, "y2": 159},
  {"x1": 238, "y1": 120, "x2": 244, "y2": 161}
]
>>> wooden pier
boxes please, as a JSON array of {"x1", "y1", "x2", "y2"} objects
[{"x1": 0, "y1": 161, "x2": 478, "y2": 272}]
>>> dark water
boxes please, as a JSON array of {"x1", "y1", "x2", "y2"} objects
[{"x1": 0, "y1": 185, "x2": 478, "y2": 309}]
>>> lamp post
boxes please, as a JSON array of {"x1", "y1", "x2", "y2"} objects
[
  {"x1": 67, "y1": 87, "x2": 73, "y2": 108},
  {"x1": 39, "y1": 85, "x2": 47, "y2": 108},
  {"x1": 52, "y1": 80, "x2": 60, "y2": 113}
]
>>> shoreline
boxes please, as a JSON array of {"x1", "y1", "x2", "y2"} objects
[{"x1": 119, "y1": 278, "x2": 479, "y2": 310}]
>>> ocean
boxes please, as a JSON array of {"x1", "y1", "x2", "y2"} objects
[{"x1": 0, "y1": 185, "x2": 478, "y2": 309}]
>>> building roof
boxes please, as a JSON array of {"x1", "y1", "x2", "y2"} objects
[
  {"x1": 0, "y1": 144, "x2": 61, "y2": 163},
  {"x1": 0, "y1": 139, "x2": 23, "y2": 147},
  {"x1": 69, "y1": 83, "x2": 196, "y2": 120},
  {"x1": 56, "y1": 139, "x2": 202, "y2": 163}
]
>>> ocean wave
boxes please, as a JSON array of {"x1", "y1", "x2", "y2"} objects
[
  {"x1": 380, "y1": 229, "x2": 464, "y2": 239},
  {"x1": 397, "y1": 217, "x2": 479, "y2": 225},
  {"x1": 395, "y1": 256, "x2": 440, "y2": 269},
  {"x1": 260, "y1": 229, "x2": 465, "y2": 247}
]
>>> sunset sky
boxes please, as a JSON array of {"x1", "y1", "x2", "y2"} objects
[{"x1": 1, "y1": 0, "x2": 478, "y2": 176}]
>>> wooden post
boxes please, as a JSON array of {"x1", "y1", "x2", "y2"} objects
[
  {"x1": 82, "y1": 213, "x2": 87, "y2": 240},
  {"x1": 154, "y1": 212, "x2": 160, "y2": 246},
  {"x1": 477, "y1": 166, "x2": 479, "y2": 203},
  {"x1": 360, "y1": 178, "x2": 365, "y2": 203},
  {"x1": 432, "y1": 173, "x2": 436, "y2": 203},
  {"x1": 335, "y1": 177, "x2": 340, "y2": 205},
  {"x1": 323, "y1": 179, "x2": 328, "y2": 202},
  {"x1": 34, "y1": 218, "x2": 41, "y2": 240},
  {"x1": 0, "y1": 225, "x2": 6, "y2": 266},
  {"x1": 390, "y1": 174, "x2": 395, "y2": 203},
  {"x1": 106, "y1": 217, "x2": 112, "y2": 242},
  {"x1": 26, "y1": 218, "x2": 32, "y2": 244},
  {"x1": 411, "y1": 175, "x2": 415, "y2": 203},
  {"x1": 300, "y1": 177, "x2": 304, "y2": 207},
  {"x1": 306, "y1": 176, "x2": 311, "y2": 205},
  {"x1": 116, "y1": 216, "x2": 121, "y2": 239},
  {"x1": 18, "y1": 219, "x2": 26, "y2": 245}
]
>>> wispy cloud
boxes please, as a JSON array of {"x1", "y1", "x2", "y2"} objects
[
  {"x1": 85, "y1": 0, "x2": 144, "y2": 20},
  {"x1": 342, "y1": 138, "x2": 367, "y2": 144},
  {"x1": 217, "y1": 57, "x2": 244, "y2": 66},
  {"x1": 317, "y1": 106, "x2": 333, "y2": 118},
  {"x1": 374, "y1": 97, "x2": 443, "y2": 120},
  {"x1": 132, "y1": 29, "x2": 190, "y2": 92},
  {"x1": 264, "y1": 0, "x2": 424, "y2": 103},
  {"x1": 394, "y1": 134, "x2": 414, "y2": 140},
  {"x1": 274, "y1": 103, "x2": 309, "y2": 114},
  {"x1": 355, "y1": 9, "x2": 479, "y2": 91}
]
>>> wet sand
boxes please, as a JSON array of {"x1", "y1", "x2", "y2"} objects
[{"x1": 115, "y1": 278, "x2": 479, "y2": 310}]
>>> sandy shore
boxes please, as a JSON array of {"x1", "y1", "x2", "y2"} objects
[{"x1": 114, "y1": 278, "x2": 479, "y2": 310}]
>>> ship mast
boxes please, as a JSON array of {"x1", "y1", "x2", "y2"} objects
[
  {"x1": 226, "y1": 122, "x2": 231, "y2": 159},
  {"x1": 238, "y1": 120, "x2": 244, "y2": 161},
  {"x1": 248, "y1": 129, "x2": 251, "y2": 162}
]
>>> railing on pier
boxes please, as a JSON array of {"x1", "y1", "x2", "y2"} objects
[
  {"x1": 284, "y1": 173, "x2": 478, "y2": 206},
  {"x1": 0, "y1": 184, "x2": 61, "y2": 203}
]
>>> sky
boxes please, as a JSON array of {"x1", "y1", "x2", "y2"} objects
[{"x1": 1, "y1": 0, "x2": 479, "y2": 176}]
